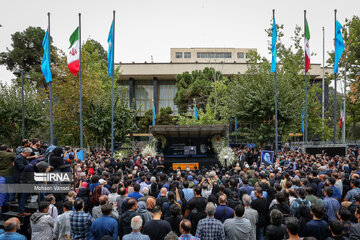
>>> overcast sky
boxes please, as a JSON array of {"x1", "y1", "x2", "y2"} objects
[{"x1": 1, "y1": 0, "x2": 359, "y2": 84}]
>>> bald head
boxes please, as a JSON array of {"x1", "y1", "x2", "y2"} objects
[
  {"x1": 219, "y1": 194, "x2": 227, "y2": 205},
  {"x1": 160, "y1": 187, "x2": 167, "y2": 196},
  {"x1": 180, "y1": 219, "x2": 192, "y2": 234},
  {"x1": 99, "y1": 195, "x2": 108, "y2": 205},
  {"x1": 5, "y1": 217, "x2": 20, "y2": 232}
]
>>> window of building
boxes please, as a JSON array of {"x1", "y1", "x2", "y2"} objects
[
  {"x1": 135, "y1": 81, "x2": 153, "y2": 116},
  {"x1": 196, "y1": 52, "x2": 232, "y2": 58},
  {"x1": 246, "y1": 53, "x2": 250, "y2": 59},
  {"x1": 175, "y1": 52, "x2": 183, "y2": 58},
  {"x1": 158, "y1": 81, "x2": 178, "y2": 114},
  {"x1": 184, "y1": 52, "x2": 191, "y2": 58},
  {"x1": 237, "y1": 52, "x2": 244, "y2": 58}
]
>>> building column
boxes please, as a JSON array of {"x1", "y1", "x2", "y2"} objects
[
  {"x1": 153, "y1": 77, "x2": 158, "y2": 113},
  {"x1": 129, "y1": 77, "x2": 135, "y2": 107}
]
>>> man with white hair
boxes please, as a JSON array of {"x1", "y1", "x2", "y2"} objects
[
  {"x1": 195, "y1": 202, "x2": 225, "y2": 240},
  {"x1": 123, "y1": 216, "x2": 150, "y2": 240},
  {"x1": 138, "y1": 187, "x2": 150, "y2": 203},
  {"x1": 242, "y1": 194, "x2": 258, "y2": 240}
]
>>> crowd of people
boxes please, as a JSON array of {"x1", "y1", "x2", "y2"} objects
[{"x1": 0, "y1": 138, "x2": 359, "y2": 240}]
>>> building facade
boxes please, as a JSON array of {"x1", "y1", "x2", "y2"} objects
[
  {"x1": 170, "y1": 48, "x2": 256, "y2": 63},
  {"x1": 117, "y1": 48, "x2": 332, "y2": 116}
]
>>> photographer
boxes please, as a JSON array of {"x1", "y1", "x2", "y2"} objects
[
  {"x1": 200, "y1": 176, "x2": 213, "y2": 199},
  {"x1": 47, "y1": 147, "x2": 74, "y2": 173}
]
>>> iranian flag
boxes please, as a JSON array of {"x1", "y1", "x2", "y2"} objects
[
  {"x1": 340, "y1": 104, "x2": 344, "y2": 128},
  {"x1": 305, "y1": 20, "x2": 310, "y2": 72},
  {"x1": 67, "y1": 27, "x2": 80, "y2": 76}
]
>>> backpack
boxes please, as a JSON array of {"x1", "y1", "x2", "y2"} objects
[{"x1": 294, "y1": 198, "x2": 310, "y2": 218}]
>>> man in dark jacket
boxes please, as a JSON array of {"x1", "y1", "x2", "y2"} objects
[
  {"x1": 303, "y1": 204, "x2": 330, "y2": 240},
  {"x1": 13, "y1": 148, "x2": 31, "y2": 183},
  {"x1": 269, "y1": 191, "x2": 291, "y2": 218},
  {"x1": 118, "y1": 198, "x2": 139, "y2": 238},
  {"x1": 251, "y1": 187, "x2": 267, "y2": 240}
]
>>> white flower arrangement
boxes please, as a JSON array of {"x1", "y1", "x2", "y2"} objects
[
  {"x1": 211, "y1": 134, "x2": 226, "y2": 154},
  {"x1": 114, "y1": 151, "x2": 124, "y2": 160},
  {"x1": 218, "y1": 146, "x2": 236, "y2": 167},
  {"x1": 141, "y1": 144, "x2": 157, "y2": 158}
]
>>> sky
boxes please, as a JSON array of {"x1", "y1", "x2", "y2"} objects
[{"x1": 0, "y1": 0, "x2": 359, "y2": 85}]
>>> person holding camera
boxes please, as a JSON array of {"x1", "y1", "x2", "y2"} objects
[{"x1": 200, "y1": 177, "x2": 213, "y2": 199}]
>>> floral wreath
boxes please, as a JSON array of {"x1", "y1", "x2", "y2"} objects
[{"x1": 218, "y1": 146, "x2": 237, "y2": 167}]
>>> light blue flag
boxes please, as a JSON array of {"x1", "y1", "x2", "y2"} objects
[
  {"x1": 41, "y1": 30, "x2": 52, "y2": 83},
  {"x1": 107, "y1": 22, "x2": 114, "y2": 77},
  {"x1": 152, "y1": 102, "x2": 156, "y2": 126},
  {"x1": 235, "y1": 118, "x2": 238, "y2": 133},
  {"x1": 194, "y1": 104, "x2": 198, "y2": 120},
  {"x1": 76, "y1": 150, "x2": 84, "y2": 161},
  {"x1": 334, "y1": 20, "x2": 345, "y2": 74},
  {"x1": 271, "y1": 18, "x2": 277, "y2": 73},
  {"x1": 301, "y1": 108, "x2": 304, "y2": 133}
]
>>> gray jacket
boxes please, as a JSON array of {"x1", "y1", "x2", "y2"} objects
[
  {"x1": 92, "y1": 205, "x2": 119, "y2": 220},
  {"x1": 30, "y1": 212, "x2": 55, "y2": 240},
  {"x1": 243, "y1": 206, "x2": 258, "y2": 240}
]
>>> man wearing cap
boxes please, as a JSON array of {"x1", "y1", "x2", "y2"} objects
[
  {"x1": 183, "y1": 181, "x2": 194, "y2": 202},
  {"x1": 98, "y1": 179, "x2": 111, "y2": 195},
  {"x1": 187, "y1": 175, "x2": 194, "y2": 188}
]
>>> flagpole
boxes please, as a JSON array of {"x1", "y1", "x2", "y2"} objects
[
  {"x1": 304, "y1": 10, "x2": 308, "y2": 145},
  {"x1": 273, "y1": 9, "x2": 278, "y2": 157},
  {"x1": 111, "y1": 10, "x2": 115, "y2": 156},
  {"x1": 79, "y1": 13, "x2": 83, "y2": 149},
  {"x1": 333, "y1": 9, "x2": 337, "y2": 144},
  {"x1": 342, "y1": 50, "x2": 346, "y2": 143},
  {"x1": 322, "y1": 27, "x2": 325, "y2": 131},
  {"x1": 48, "y1": 12, "x2": 54, "y2": 145}
]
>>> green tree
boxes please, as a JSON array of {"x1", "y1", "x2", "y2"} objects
[
  {"x1": 42, "y1": 39, "x2": 124, "y2": 147},
  {"x1": 229, "y1": 23, "x2": 327, "y2": 144},
  {"x1": 307, "y1": 86, "x2": 332, "y2": 140},
  {"x1": 208, "y1": 78, "x2": 230, "y2": 121},
  {"x1": 157, "y1": 107, "x2": 174, "y2": 125},
  {"x1": 138, "y1": 107, "x2": 175, "y2": 132},
  {"x1": 174, "y1": 67, "x2": 221, "y2": 114},
  {"x1": 177, "y1": 104, "x2": 226, "y2": 125},
  {"x1": 343, "y1": 15, "x2": 360, "y2": 140},
  {"x1": 0, "y1": 27, "x2": 54, "y2": 88},
  {"x1": 327, "y1": 15, "x2": 360, "y2": 141},
  {"x1": 138, "y1": 109, "x2": 153, "y2": 133},
  {"x1": 84, "y1": 87, "x2": 138, "y2": 149},
  {"x1": 0, "y1": 83, "x2": 45, "y2": 146}
]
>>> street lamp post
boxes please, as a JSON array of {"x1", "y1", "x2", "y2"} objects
[
  {"x1": 355, "y1": 72, "x2": 360, "y2": 143},
  {"x1": 21, "y1": 71, "x2": 25, "y2": 140},
  {"x1": 14, "y1": 69, "x2": 29, "y2": 140}
]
